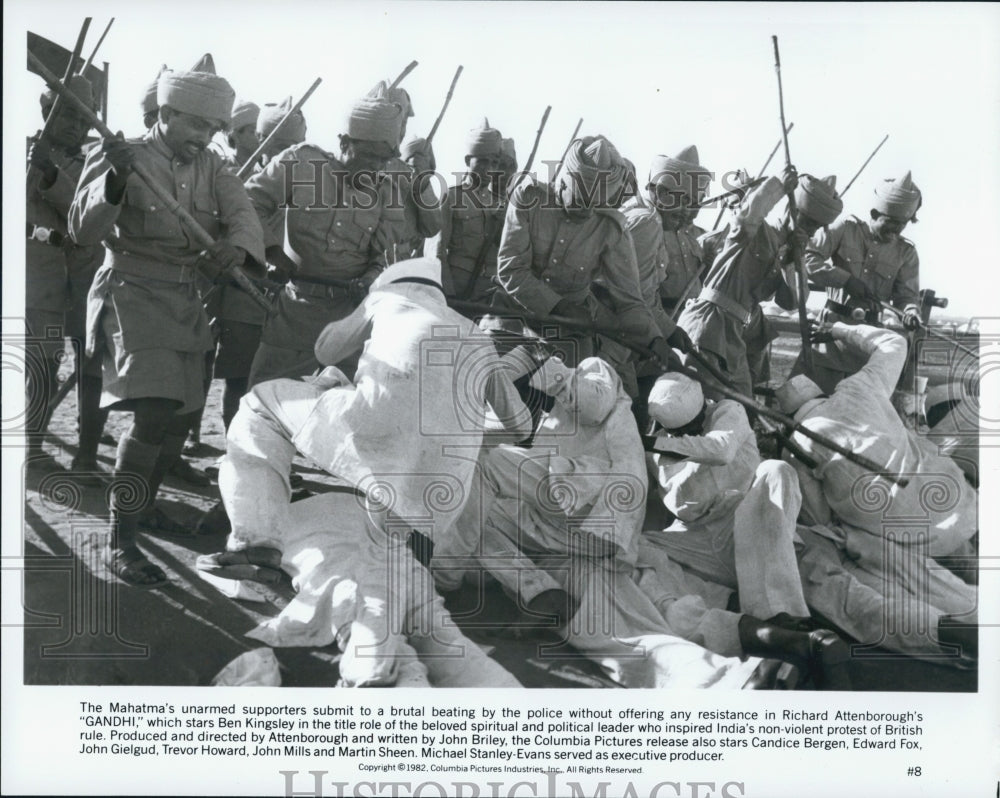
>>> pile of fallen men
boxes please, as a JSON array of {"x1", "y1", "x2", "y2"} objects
[{"x1": 27, "y1": 53, "x2": 978, "y2": 689}]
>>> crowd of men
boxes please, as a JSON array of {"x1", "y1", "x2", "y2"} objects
[{"x1": 26, "y1": 52, "x2": 979, "y2": 689}]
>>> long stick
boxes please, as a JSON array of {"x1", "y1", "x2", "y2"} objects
[
  {"x1": 840, "y1": 134, "x2": 889, "y2": 197},
  {"x1": 29, "y1": 52, "x2": 270, "y2": 312},
  {"x1": 32, "y1": 17, "x2": 91, "y2": 161},
  {"x1": 426, "y1": 65, "x2": 463, "y2": 144},
  {"x1": 236, "y1": 77, "x2": 322, "y2": 180},
  {"x1": 80, "y1": 17, "x2": 114, "y2": 74},
  {"x1": 389, "y1": 60, "x2": 419, "y2": 89},
  {"x1": 711, "y1": 122, "x2": 793, "y2": 231},
  {"x1": 556, "y1": 117, "x2": 583, "y2": 170},
  {"x1": 506, "y1": 105, "x2": 551, "y2": 194},
  {"x1": 878, "y1": 301, "x2": 979, "y2": 359},
  {"x1": 771, "y1": 35, "x2": 813, "y2": 372},
  {"x1": 523, "y1": 105, "x2": 551, "y2": 175},
  {"x1": 447, "y1": 297, "x2": 908, "y2": 486}
]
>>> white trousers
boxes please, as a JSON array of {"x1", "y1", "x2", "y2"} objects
[
  {"x1": 643, "y1": 460, "x2": 810, "y2": 620},
  {"x1": 222, "y1": 384, "x2": 519, "y2": 687}
]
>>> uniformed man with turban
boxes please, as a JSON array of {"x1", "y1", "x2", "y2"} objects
[
  {"x1": 175, "y1": 96, "x2": 268, "y2": 473},
  {"x1": 70, "y1": 54, "x2": 266, "y2": 587},
  {"x1": 796, "y1": 171, "x2": 922, "y2": 393},
  {"x1": 243, "y1": 92, "x2": 406, "y2": 384},
  {"x1": 367, "y1": 80, "x2": 441, "y2": 261},
  {"x1": 742, "y1": 173, "x2": 845, "y2": 386},
  {"x1": 677, "y1": 165, "x2": 823, "y2": 396},
  {"x1": 254, "y1": 96, "x2": 307, "y2": 169},
  {"x1": 618, "y1": 147, "x2": 704, "y2": 419},
  {"x1": 26, "y1": 75, "x2": 108, "y2": 476},
  {"x1": 223, "y1": 98, "x2": 260, "y2": 170},
  {"x1": 638, "y1": 146, "x2": 709, "y2": 314},
  {"x1": 494, "y1": 134, "x2": 679, "y2": 377},
  {"x1": 437, "y1": 118, "x2": 506, "y2": 302}
]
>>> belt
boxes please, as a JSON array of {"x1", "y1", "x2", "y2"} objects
[
  {"x1": 290, "y1": 278, "x2": 351, "y2": 299},
  {"x1": 698, "y1": 287, "x2": 752, "y2": 326},
  {"x1": 108, "y1": 250, "x2": 200, "y2": 283},
  {"x1": 824, "y1": 299, "x2": 880, "y2": 324},
  {"x1": 27, "y1": 223, "x2": 66, "y2": 248}
]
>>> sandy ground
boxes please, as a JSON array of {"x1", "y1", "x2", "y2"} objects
[{"x1": 19, "y1": 332, "x2": 977, "y2": 691}]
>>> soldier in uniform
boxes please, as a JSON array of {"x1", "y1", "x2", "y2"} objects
[
  {"x1": 255, "y1": 97, "x2": 307, "y2": 169},
  {"x1": 618, "y1": 149, "x2": 702, "y2": 421},
  {"x1": 26, "y1": 75, "x2": 108, "y2": 476},
  {"x1": 182, "y1": 97, "x2": 265, "y2": 462},
  {"x1": 244, "y1": 93, "x2": 405, "y2": 384},
  {"x1": 70, "y1": 55, "x2": 266, "y2": 587},
  {"x1": 222, "y1": 98, "x2": 260, "y2": 169},
  {"x1": 651, "y1": 148, "x2": 708, "y2": 316},
  {"x1": 796, "y1": 172, "x2": 922, "y2": 394},
  {"x1": 493, "y1": 134, "x2": 679, "y2": 375},
  {"x1": 677, "y1": 166, "x2": 816, "y2": 396},
  {"x1": 437, "y1": 119, "x2": 506, "y2": 303},
  {"x1": 368, "y1": 81, "x2": 441, "y2": 261}
]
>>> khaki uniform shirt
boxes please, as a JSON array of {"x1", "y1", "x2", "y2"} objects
[
  {"x1": 496, "y1": 180, "x2": 661, "y2": 344},
  {"x1": 70, "y1": 127, "x2": 265, "y2": 357},
  {"x1": 619, "y1": 195, "x2": 677, "y2": 338},
  {"x1": 806, "y1": 215, "x2": 919, "y2": 315},
  {"x1": 381, "y1": 156, "x2": 442, "y2": 260},
  {"x1": 437, "y1": 177, "x2": 505, "y2": 302},
  {"x1": 244, "y1": 143, "x2": 394, "y2": 351}
]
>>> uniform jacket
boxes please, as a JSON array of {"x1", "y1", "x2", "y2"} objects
[
  {"x1": 496, "y1": 179, "x2": 662, "y2": 343},
  {"x1": 70, "y1": 126, "x2": 265, "y2": 356}
]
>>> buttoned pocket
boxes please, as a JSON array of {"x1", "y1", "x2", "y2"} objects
[
  {"x1": 868, "y1": 252, "x2": 902, "y2": 299},
  {"x1": 327, "y1": 210, "x2": 375, "y2": 254},
  {"x1": 122, "y1": 182, "x2": 176, "y2": 240},
  {"x1": 452, "y1": 204, "x2": 486, "y2": 252},
  {"x1": 192, "y1": 194, "x2": 222, "y2": 240}
]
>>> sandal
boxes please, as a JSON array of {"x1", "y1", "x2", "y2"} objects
[
  {"x1": 106, "y1": 548, "x2": 167, "y2": 588},
  {"x1": 195, "y1": 547, "x2": 284, "y2": 585},
  {"x1": 137, "y1": 505, "x2": 200, "y2": 537}
]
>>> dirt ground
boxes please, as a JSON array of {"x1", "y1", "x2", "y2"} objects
[{"x1": 19, "y1": 332, "x2": 977, "y2": 691}]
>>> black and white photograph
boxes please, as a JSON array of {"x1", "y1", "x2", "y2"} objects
[{"x1": 3, "y1": 1, "x2": 998, "y2": 795}]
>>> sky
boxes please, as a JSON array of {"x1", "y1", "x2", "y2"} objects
[{"x1": 5, "y1": 0, "x2": 1000, "y2": 319}]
